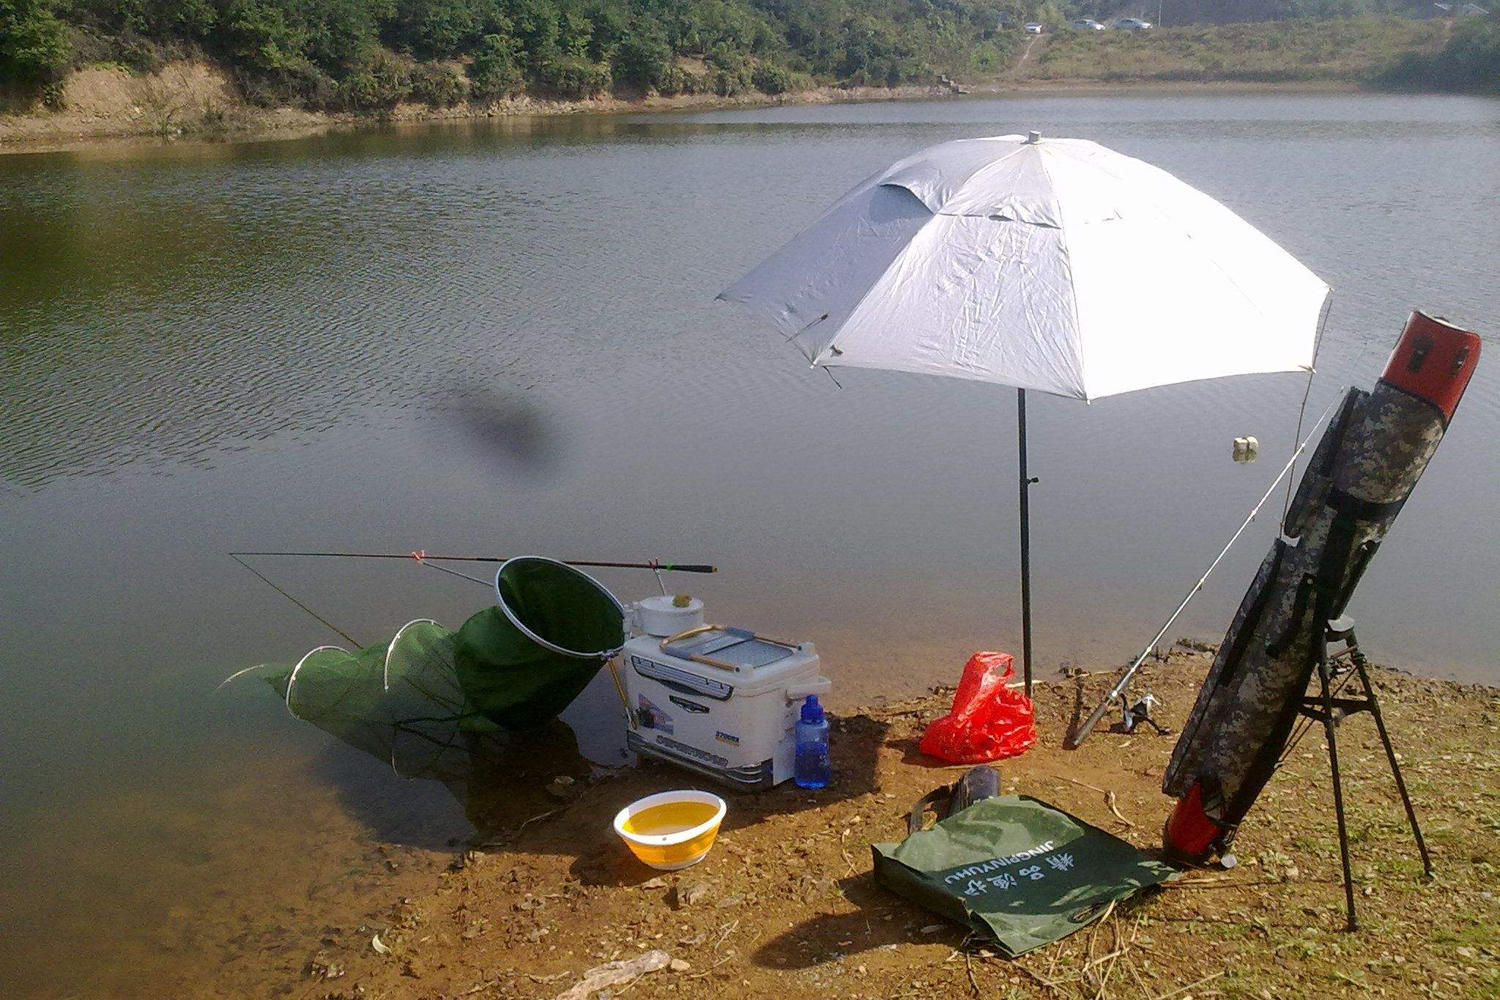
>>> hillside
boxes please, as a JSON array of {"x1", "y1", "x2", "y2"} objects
[
  {"x1": 1019, "y1": 16, "x2": 1452, "y2": 83},
  {"x1": 1019, "y1": 15, "x2": 1498, "y2": 89},
  {"x1": 0, "y1": 0, "x2": 1027, "y2": 113},
  {"x1": 2, "y1": 0, "x2": 1495, "y2": 137}
]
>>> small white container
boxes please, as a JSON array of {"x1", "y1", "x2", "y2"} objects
[{"x1": 627, "y1": 595, "x2": 705, "y2": 637}]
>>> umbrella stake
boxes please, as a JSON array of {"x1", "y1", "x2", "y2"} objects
[{"x1": 1017, "y1": 388, "x2": 1038, "y2": 698}]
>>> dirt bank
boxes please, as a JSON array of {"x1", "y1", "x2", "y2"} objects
[
  {"x1": 0, "y1": 62, "x2": 324, "y2": 149},
  {"x1": 0, "y1": 60, "x2": 952, "y2": 154},
  {"x1": 0, "y1": 59, "x2": 1358, "y2": 156},
  {"x1": 253, "y1": 648, "x2": 1500, "y2": 1000}
]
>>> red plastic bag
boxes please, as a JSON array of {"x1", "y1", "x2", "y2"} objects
[{"x1": 919, "y1": 652, "x2": 1036, "y2": 764}]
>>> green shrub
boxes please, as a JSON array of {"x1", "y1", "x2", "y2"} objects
[
  {"x1": 0, "y1": 0, "x2": 72, "y2": 84},
  {"x1": 536, "y1": 54, "x2": 609, "y2": 97},
  {"x1": 163, "y1": 0, "x2": 218, "y2": 41},
  {"x1": 613, "y1": 28, "x2": 671, "y2": 90},
  {"x1": 112, "y1": 32, "x2": 166, "y2": 73},
  {"x1": 468, "y1": 30, "x2": 522, "y2": 98},
  {"x1": 218, "y1": 0, "x2": 303, "y2": 76},
  {"x1": 409, "y1": 58, "x2": 467, "y2": 104},
  {"x1": 706, "y1": 43, "x2": 751, "y2": 94},
  {"x1": 750, "y1": 61, "x2": 793, "y2": 93},
  {"x1": 511, "y1": 0, "x2": 562, "y2": 70},
  {"x1": 659, "y1": 62, "x2": 707, "y2": 95},
  {"x1": 333, "y1": 48, "x2": 410, "y2": 110},
  {"x1": 1382, "y1": 15, "x2": 1500, "y2": 92},
  {"x1": 1026, "y1": 17, "x2": 1449, "y2": 84},
  {"x1": 234, "y1": 58, "x2": 335, "y2": 107},
  {"x1": 389, "y1": 0, "x2": 484, "y2": 59}
]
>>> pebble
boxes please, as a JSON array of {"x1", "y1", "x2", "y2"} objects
[{"x1": 674, "y1": 883, "x2": 711, "y2": 909}]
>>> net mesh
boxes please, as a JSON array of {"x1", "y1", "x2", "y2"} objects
[
  {"x1": 259, "y1": 557, "x2": 624, "y2": 749},
  {"x1": 261, "y1": 619, "x2": 595, "y2": 830},
  {"x1": 265, "y1": 619, "x2": 499, "y2": 780}
]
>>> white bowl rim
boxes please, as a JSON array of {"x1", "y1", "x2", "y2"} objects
[
  {"x1": 613, "y1": 790, "x2": 727, "y2": 847},
  {"x1": 637, "y1": 595, "x2": 705, "y2": 610}
]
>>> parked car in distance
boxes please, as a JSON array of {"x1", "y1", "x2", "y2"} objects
[
  {"x1": 1116, "y1": 17, "x2": 1153, "y2": 30},
  {"x1": 1024, "y1": 21, "x2": 1045, "y2": 33},
  {"x1": 1071, "y1": 18, "x2": 1106, "y2": 29}
]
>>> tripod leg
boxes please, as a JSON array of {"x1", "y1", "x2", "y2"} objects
[
  {"x1": 1318, "y1": 649, "x2": 1358, "y2": 931},
  {"x1": 1353, "y1": 657, "x2": 1434, "y2": 878}
]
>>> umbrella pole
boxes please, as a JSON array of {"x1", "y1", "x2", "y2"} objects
[{"x1": 1017, "y1": 388, "x2": 1035, "y2": 697}]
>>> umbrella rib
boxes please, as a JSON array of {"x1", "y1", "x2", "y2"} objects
[
  {"x1": 1062, "y1": 153, "x2": 1322, "y2": 339},
  {"x1": 809, "y1": 207, "x2": 944, "y2": 367},
  {"x1": 1032, "y1": 147, "x2": 1090, "y2": 400},
  {"x1": 932, "y1": 143, "x2": 1030, "y2": 214}
]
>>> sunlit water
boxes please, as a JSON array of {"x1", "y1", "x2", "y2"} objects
[{"x1": 1, "y1": 92, "x2": 1497, "y2": 997}]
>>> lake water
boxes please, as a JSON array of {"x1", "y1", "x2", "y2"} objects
[{"x1": 1, "y1": 92, "x2": 1496, "y2": 998}]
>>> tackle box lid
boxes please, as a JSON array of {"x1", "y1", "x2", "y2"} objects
[{"x1": 662, "y1": 626, "x2": 795, "y2": 669}]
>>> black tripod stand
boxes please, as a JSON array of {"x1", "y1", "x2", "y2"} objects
[{"x1": 1294, "y1": 614, "x2": 1434, "y2": 931}]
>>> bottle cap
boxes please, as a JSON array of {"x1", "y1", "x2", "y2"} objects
[{"x1": 801, "y1": 694, "x2": 824, "y2": 724}]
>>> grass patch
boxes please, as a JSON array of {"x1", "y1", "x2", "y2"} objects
[{"x1": 1022, "y1": 16, "x2": 1450, "y2": 84}]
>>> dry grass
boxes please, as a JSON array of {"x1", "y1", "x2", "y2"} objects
[{"x1": 1022, "y1": 17, "x2": 1451, "y2": 83}]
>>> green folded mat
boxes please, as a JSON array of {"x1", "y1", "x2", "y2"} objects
[{"x1": 873, "y1": 794, "x2": 1177, "y2": 957}]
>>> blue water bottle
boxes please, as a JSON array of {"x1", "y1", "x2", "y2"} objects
[{"x1": 794, "y1": 695, "x2": 830, "y2": 789}]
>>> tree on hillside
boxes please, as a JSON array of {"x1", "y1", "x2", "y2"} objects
[{"x1": 0, "y1": 0, "x2": 71, "y2": 83}]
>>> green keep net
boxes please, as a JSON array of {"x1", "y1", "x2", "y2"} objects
[
  {"x1": 268, "y1": 620, "x2": 494, "y2": 779},
  {"x1": 260, "y1": 556, "x2": 625, "y2": 751},
  {"x1": 455, "y1": 557, "x2": 626, "y2": 728},
  {"x1": 260, "y1": 617, "x2": 593, "y2": 830}
]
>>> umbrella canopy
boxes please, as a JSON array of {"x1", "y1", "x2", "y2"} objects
[
  {"x1": 719, "y1": 132, "x2": 1332, "y2": 698},
  {"x1": 719, "y1": 133, "x2": 1330, "y2": 401}
]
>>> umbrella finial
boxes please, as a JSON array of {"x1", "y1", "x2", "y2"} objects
[{"x1": 1026, "y1": 131, "x2": 1041, "y2": 144}]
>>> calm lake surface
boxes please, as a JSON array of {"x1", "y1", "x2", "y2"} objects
[{"x1": 2, "y1": 92, "x2": 1497, "y2": 997}]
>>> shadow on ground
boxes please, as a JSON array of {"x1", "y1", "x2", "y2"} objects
[{"x1": 749, "y1": 870, "x2": 947, "y2": 969}]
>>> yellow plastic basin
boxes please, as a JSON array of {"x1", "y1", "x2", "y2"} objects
[{"x1": 613, "y1": 790, "x2": 727, "y2": 871}]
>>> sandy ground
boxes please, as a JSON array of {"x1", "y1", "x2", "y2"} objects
[
  {"x1": 240, "y1": 647, "x2": 1500, "y2": 1000},
  {"x1": 0, "y1": 60, "x2": 1357, "y2": 156}
]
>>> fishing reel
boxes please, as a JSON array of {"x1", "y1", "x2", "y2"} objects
[{"x1": 1119, "y1": 692, "x2": 1170, "y2": 736}]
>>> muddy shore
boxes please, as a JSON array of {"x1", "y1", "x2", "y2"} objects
[{"x1": 212, "y1": 647, "x2": 1500, "y2": 1000}]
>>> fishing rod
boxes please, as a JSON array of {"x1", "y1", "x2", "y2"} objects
[
  {"x1": 1070, "y1": 391, "x2": 1346, "y2": 748},
  {"x1": 229, "y1": 551, "x2": 715, "y2": 646},
  {"x1": 229, "y1": 551, "x2": 718, "y2": 574}
]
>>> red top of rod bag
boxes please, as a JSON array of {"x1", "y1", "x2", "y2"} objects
[{"x1": 1380, "y1": 311, "x2": 1482, "y2": 424}]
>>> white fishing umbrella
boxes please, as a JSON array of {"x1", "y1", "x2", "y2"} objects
[{"x1": 719, "y1": 132, "x2": 1330, "y2": 692}]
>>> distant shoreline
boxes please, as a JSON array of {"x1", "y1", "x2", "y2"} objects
[
  {"x1": 0, "y1": 76, "x2": 1370, "y2": 157},
  {"x1": 4, "y1": 13, "x2": 1490, "y2": 157}
]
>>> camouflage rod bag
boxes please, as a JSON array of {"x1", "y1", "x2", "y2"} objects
[{"x1": 873, "y1": 795, "x2": 1176, "y2": 957}]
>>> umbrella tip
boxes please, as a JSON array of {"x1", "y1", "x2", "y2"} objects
[{"x1": 1026, "y1": 130, "x2": 1041, "y2": 144}]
